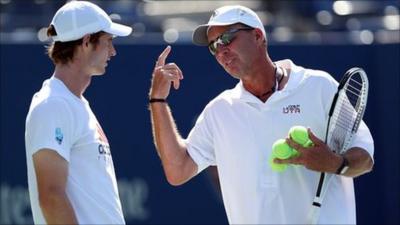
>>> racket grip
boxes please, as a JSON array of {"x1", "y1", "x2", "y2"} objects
[{"x1": 307, "y1": 199, "x2": 322, "y2": 224}]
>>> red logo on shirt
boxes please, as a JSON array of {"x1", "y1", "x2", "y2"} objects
[
  {"x1": 96, "y1": 123, "x2": 111, "y2": 160},
  {"x1": 96, "y1": 123, "x2": 109, "y2": 143}
]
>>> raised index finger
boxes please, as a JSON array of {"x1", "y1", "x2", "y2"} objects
[{"x1": 156, "y1": 45, "x2": 171, "y2": 67}]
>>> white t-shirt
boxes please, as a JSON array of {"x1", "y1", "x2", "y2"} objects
[
  {"x1": 25, "y1": 77, "x2": 125, "y2": 224},
  {"x1": 185, "y1": 60, "x2": 374, "y2": 224}
]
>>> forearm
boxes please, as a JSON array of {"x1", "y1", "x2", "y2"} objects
[
  {"x1": 150, "y1": 103, "x2": 185, "y2": 159},
  {"x1": 341, "y1": 147, "x2": 374, "y2": 177},
  {"x1": 282, "y1": 130, "x2": 374, "y2": 177},
  {"x1": 149, "y1": 103, "x2": 196, "y2": 184},
  {"x1": 40, "y1": 192, "x2": 78, "y2": 224}
]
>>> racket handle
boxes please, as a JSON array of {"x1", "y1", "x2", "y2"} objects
[{"x1": 307, "y1": 199, "x2": 322, "y2": 224}]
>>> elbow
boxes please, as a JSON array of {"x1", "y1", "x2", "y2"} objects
[
  {"x1": 167, "y1": 178, "x2": 185, "y2": 187},
  {"x1": 163, "y1": 163, "x2": 194, "y2": 186},
  {"x1": 165, "y1": 171, "x2": 188, "y2": 186},
  {"x1": 362, "y1": 154, "x2": 374, "y2": 174},
  {"x1": 353, "y1": 155, "x2": 374, "y2": 177},
  {"x1": 161, "y1": 151, "x2": 196, "y2": 186},
  {"x1": 365, "y1": 157, "x2": 374, "y2": 173}
]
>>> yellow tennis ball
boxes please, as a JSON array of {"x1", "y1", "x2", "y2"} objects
[
  {"x1": 272, "y1": 139, "x2": 293, "y2": 159},
  {"x1": 291, "y1": 149, "x2": 300, "y2": 157},
  {"x1": 269, "y1": 156, "x2": 287, "y2": 172},
  {"x1": 304, "y1": 139, "x2": 313, "y2": 147},
  {"x1": 289, "y1": 126, "x2": 313, "y2": 147}
]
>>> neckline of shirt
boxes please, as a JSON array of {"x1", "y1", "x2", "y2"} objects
[{"x1": 50, "y1": 76, "x2": 88, "y2": 104}]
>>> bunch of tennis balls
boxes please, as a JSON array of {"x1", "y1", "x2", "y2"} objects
[{"x1": 269, "y1": 126, "x2": 313, "y2": 172}]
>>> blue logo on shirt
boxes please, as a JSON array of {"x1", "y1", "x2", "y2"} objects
[{"x1": 55, "y1": 128, "x2": 63, "y2": 145}]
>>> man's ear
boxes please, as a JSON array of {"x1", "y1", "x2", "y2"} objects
[
  {"x1": 254, "y1": 28, "x2": 265, "y2": 42},
  {"x1": 253, "y1": 28, "x2": 266, "y2": 47},
  {"x1": 82, "y1": 34, "x2": 91, "y2": 48}
]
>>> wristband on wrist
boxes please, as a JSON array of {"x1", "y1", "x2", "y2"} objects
[
  {"x1": 335, "y1": 154, "x2": 350, "y2": 175},
  {"x1": 149, "y1": 98, "x2": 167, "y2": 103}
]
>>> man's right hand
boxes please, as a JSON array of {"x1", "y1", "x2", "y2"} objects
[
  {"x1": 148, "y1": 46, "x2": 197, "y2": 185},
  {"x1": 149, "y1": 45, "x2": 184, "y2": 99}
]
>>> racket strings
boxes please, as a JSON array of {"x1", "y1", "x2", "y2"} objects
[
  {"x1": 328, "y1": 78, "x2": 364, "y2": 152},
  {"x1": 347, "y1": 77, "x2": 363, "y2": 90}
]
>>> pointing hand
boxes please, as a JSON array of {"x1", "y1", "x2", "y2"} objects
[{"x1": 149, "y1": 46, "x2": 184, "y2": 99}]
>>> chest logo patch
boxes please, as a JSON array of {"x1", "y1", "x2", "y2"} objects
[
  {"x1": 96, "y1": 123, "x2": 111, "y2": 161},
  {"x1": 283, "y1": 104, "x2": 301, "y2": 114}
]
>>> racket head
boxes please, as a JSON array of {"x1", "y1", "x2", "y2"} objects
[{"x1": 326, "y1": 67, "x2": 369, "y2": 153}]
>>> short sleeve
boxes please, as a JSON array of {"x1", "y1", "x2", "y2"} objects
[
  {"x1": 349, "y1": 120, "x2": 374, "y2": 161},
  {"x1": 25, "y1": 98, "x2": 74, "y2": 162},
  {"x1": 185, "y1": 108, "x2": 216, "y2": 174},
  {"x1": 319, "y1": 71, "x2": 340, "y2": 115}
]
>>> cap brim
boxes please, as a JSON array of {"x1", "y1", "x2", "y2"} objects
[
  {"x1": 105, "y1": 22, "x2": 132, "y2": 37},
  {"x1": 192, "y1": 25, "x2": 209, "y2": 46},
  {"x1": 192, "y1": 21, "x2": 240, "y2": 46}
]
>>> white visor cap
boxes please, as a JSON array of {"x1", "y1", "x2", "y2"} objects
[
  {"x1": 50, "y1": 1, "x2": 132, "y2": 42},
  {"x1": 192, "y1": 5, "x2": 266, "y2": 46}
]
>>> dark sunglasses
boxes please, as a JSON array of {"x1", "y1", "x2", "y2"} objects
[{"x1": 208, "y1": 27, "x2": 254, "y2": 55}]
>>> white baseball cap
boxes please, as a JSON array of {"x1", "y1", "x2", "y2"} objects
[
  {"x1": 50, "y1": 1, "x2": 132, "y2": 42},
  {"x1": 192, "y1": 5, "x2": 266, "y2": 46}
]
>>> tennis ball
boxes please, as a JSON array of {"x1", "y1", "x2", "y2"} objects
[
  {"x1": 291, "y1": 149, "x2": 300, "y2": 157},
  {"x1": 272, "y1": 139, "x2": 293, "y2": 159},
  {"x1": 269, "y1": 156, "x2": 287, "y2": 172},
  {"x1": 304, "y1": 139, "x2": 313, "y2": 147},
  {"x1": 289, "y1": 126, "x2": 313, "y2": 147}
]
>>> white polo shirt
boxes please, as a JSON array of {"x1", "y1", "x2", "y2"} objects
[
  {"x1": 185, "y1": 60, "x2": 374, "y2": 224},
  {"x1": 25, "y1": 77, "x2": 125, "y2": 224}
]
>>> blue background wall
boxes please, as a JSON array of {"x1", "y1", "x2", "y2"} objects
[{"x1": 1, "y1": 43, "x2": 399, "y2": 224}]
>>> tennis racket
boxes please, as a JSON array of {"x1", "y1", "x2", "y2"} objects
[{"x1": 307, "y1": 67, "x2": 369, "y2": 224}]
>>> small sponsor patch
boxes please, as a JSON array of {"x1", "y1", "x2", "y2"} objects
[
  {"x1": 55, "y1": 127, "x2": 63, "y2": 145},
  {"x1": 283, "y1": 104, "x2": 301, "y2": 114}
]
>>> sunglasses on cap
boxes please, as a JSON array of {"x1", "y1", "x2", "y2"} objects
[{"x1": 208, "y1": 27, "x2": 254, "y2": 55}]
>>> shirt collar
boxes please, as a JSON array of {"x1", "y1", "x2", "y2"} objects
[
  {"x1": 229, "y1": 59, "x2": 305, "y2": 104},
  {"x1": 48, "y1": 76, "x2": 88, "y2": 104}
]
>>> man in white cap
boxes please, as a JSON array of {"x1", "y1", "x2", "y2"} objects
[
  {"x1": 25, "y1": 1, "x2": 132, "y2": 224},
  {"x1": 148, "y1": 5, "x2": 374, "y2": 224}
]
